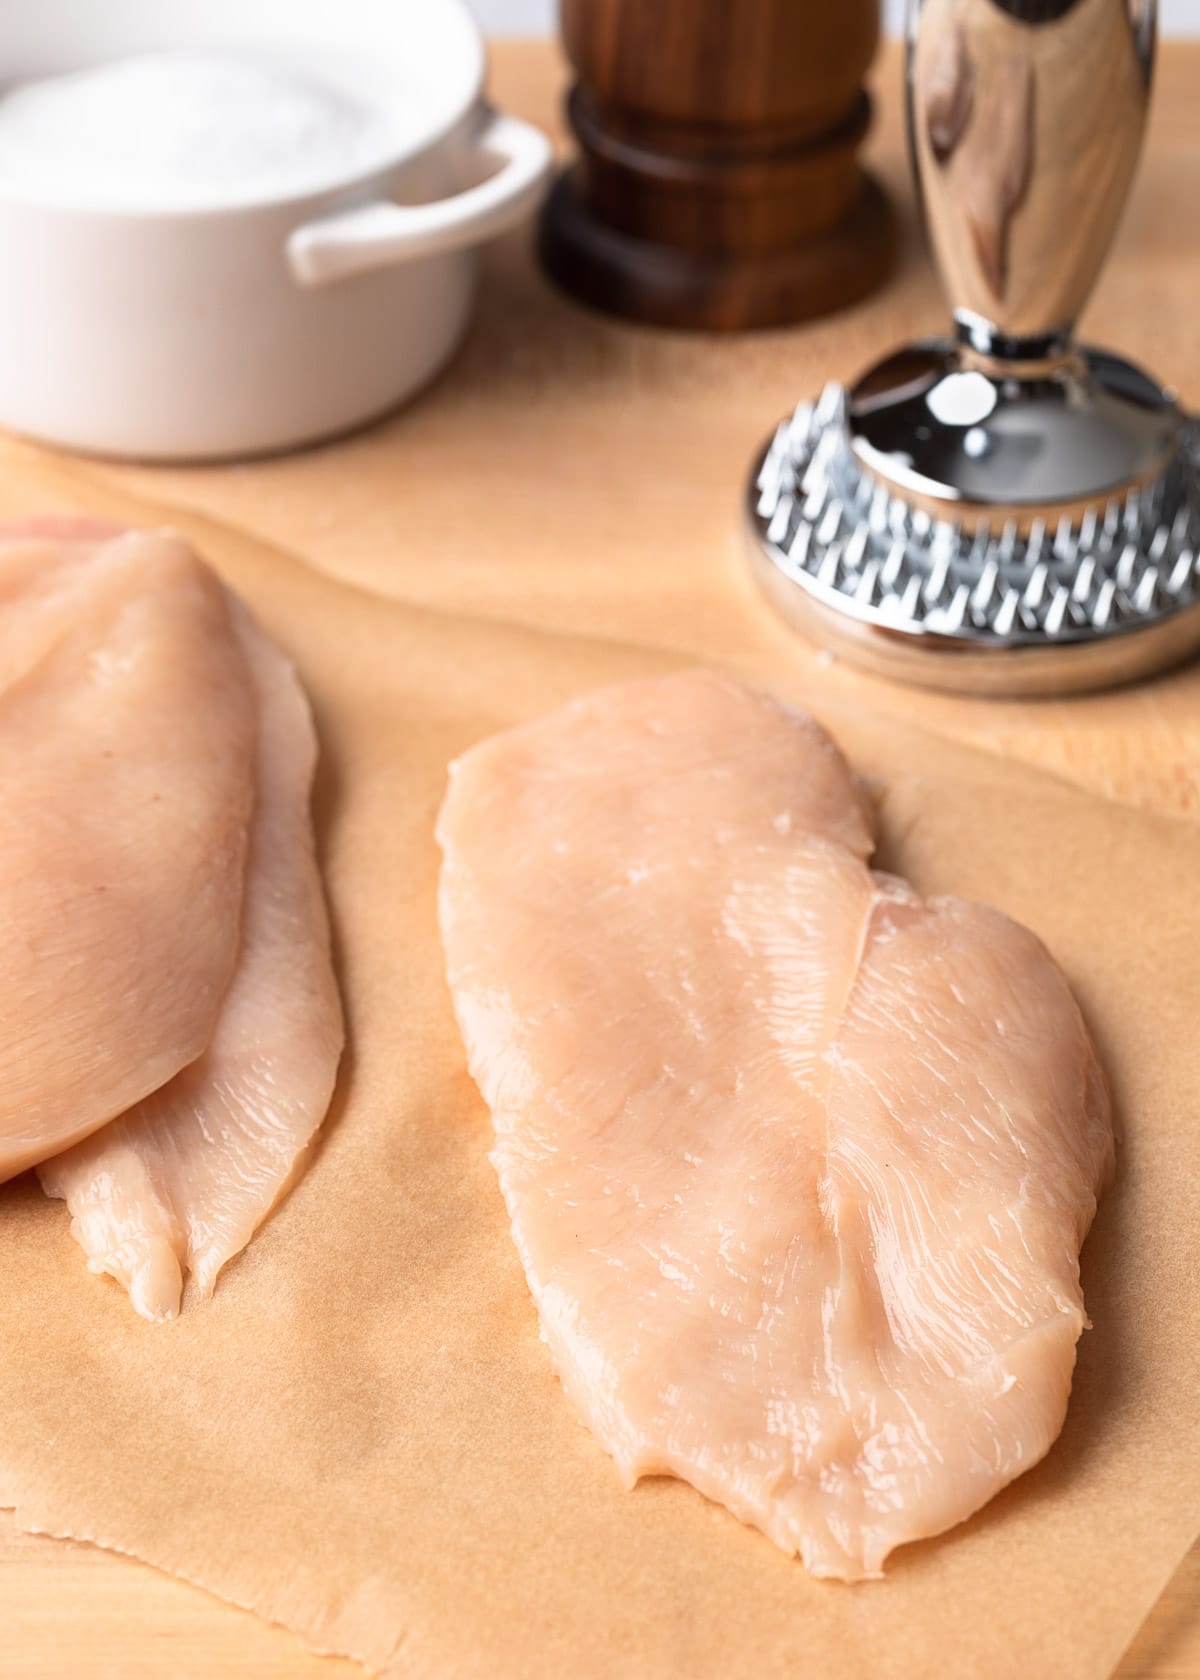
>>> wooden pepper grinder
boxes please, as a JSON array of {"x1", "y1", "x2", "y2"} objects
[{"x1": 538, "y1": 0, "x2": 896, "y2": 331}]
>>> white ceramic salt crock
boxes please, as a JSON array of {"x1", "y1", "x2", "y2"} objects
[{"x1": 0, "y1": 0, "x2": 553, "y2": 459}]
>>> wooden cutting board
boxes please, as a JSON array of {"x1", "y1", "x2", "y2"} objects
[{"x1": 0, "y1": 37, "x2": 1195, "y2": 1680}]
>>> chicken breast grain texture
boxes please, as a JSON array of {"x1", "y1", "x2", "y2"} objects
[
  {"x1": 0, "y1": 529, "x2": 256, "y2": 1180},
  {"x1": 436, "y1": 670, "x2": 1114, "y2": 1581},
  {"x1": 39, "y1": 600, "x2": 344, "y2": 1322}
]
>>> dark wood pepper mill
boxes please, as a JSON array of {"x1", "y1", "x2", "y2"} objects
[{"x1": 538, "y1": 0, "x2": 896, "y2": 331}]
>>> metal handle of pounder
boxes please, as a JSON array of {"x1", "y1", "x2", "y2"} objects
[
  {"x1": 907, "y1": 0, "x2": 1156, "y2": 363},
  {"x1": 848, "y1": 0, "x2": 1175, "y2": 513}
]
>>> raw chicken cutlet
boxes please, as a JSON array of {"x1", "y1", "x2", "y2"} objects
[
  {"x1": 0, "y1": 519, "x2": 343, "y2": 1319},
  {"x1": 40, "y1": 599, "x2": 344, "y2": 1322},
  {"x1": 436, "y1": 670, "x2": 1113, "y2": 1580},
  {"x1": 0, "y1": 527, "x2": 255, "y2": 1179}
]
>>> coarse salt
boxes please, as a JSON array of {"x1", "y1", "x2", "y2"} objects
[{"x1": 0, "y1": 50, "x2": 393, "y2": 210}]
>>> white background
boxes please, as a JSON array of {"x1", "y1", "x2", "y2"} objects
[{"x1": 466, "y1": 0, "x2": 1200, "y2": 34}]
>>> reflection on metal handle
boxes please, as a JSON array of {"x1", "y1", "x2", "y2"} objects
[{"x1": 906, "y1": 0, "x2": 1156, "y2": 359}]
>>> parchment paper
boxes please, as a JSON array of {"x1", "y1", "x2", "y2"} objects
[{"x1": 0, "y1": 452, "x2": 1196, "y2": 1680}]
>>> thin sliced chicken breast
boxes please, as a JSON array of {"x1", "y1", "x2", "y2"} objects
[
  {"x1": 436, "y1": 670, "x2": 1113, "y2": 1580},
  {"x1": 0, "y1": 530, "x2": 255, "y2": 1180},
  {"x1": 40, "y1": 602, "x2": 344, "y2": 1321}
]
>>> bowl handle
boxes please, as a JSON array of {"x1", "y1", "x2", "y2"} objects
[{"x1": 287, "y1": 108, "x2": 554, "y2": 287}]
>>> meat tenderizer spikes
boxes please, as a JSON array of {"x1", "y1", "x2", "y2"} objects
[{"x1": 746, "y1": 0, "x2": 1200, "y2": 696}]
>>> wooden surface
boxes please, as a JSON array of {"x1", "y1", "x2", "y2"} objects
[{"x1": 0, "y1": 35, "x2": 1196, "y2": 1680}]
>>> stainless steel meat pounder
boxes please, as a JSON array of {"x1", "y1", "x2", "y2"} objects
[{"x1": 747, "y1": 0, "x2": 1200, "y2": 696}]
